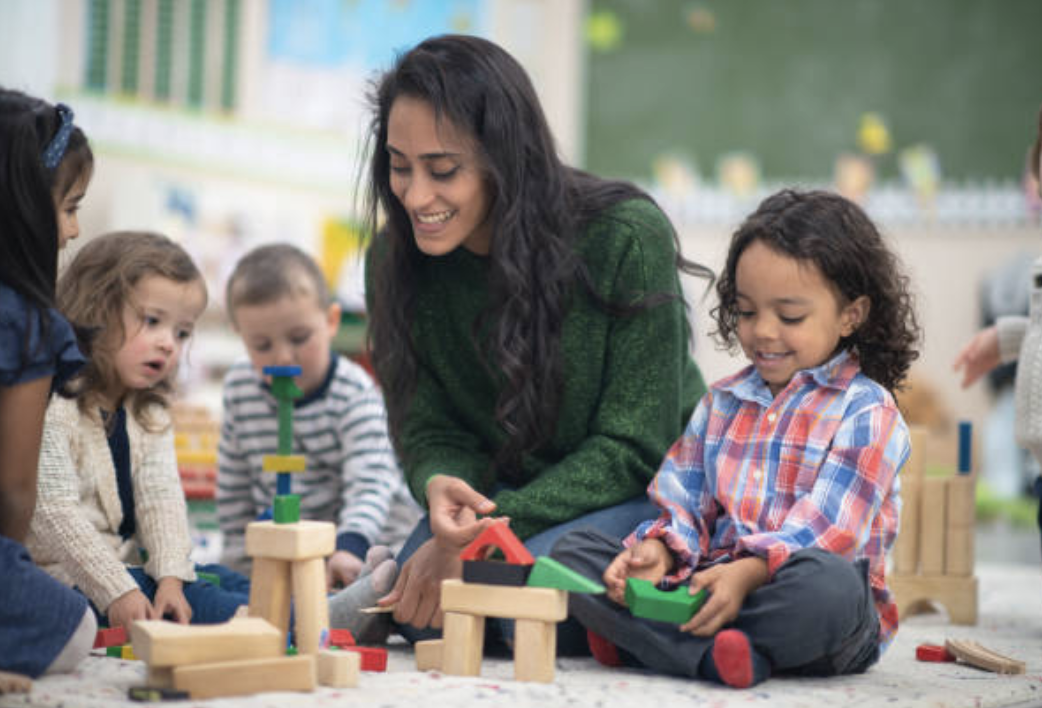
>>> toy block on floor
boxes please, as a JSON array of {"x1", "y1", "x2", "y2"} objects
[
  {"x1": 946, "y1": 639, "x2": 1025, "y2": 674},
  {"x1": 414, "y1": 639, "x2": 444, "y2": 671},
  {"x1": 462, "y1": 558, "x2": 532, "y2": 586},
  {"x1": 342, "y1": 646, "x2": 388, "y2": 672},
  {"x1": 442, "y1": 612, "x2": 485, "y2": 676},
  {"x1": 129, "y1": 617, "x2": 283, "y2": 667},
  {"x1": 441, "y1": 579, "x2": 567, "y2": 621},
  {"x1": 93, "y1": 626, "x2": 128, "y2": 649},
  {"x1": 317, "y1": 649, "x2": 360, "y2": 687},
  {"x1": 526, "y1": 556, "x2": 605, "y2": 593},
  {"x1": 328, "y1": 628, "x2": 355, "y2": 647},
  {"x1": 625, "y1": 577, "x2": 708, "y2": 624},
  {"x1": 513, "y1": 618, "x2": 555, "y2": 682},
  {"x1": 459, "y1": 520, "x2": 535, "y2": 565},
  {"x1": 171, "y1": 655, "x2": 316, "y2": 699}
]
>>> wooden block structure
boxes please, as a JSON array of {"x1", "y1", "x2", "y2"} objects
[
  {"x1": 436, "y1": 579, "x2": 568, "y2": 683},
  {"x1": 889, "y1": 425, "x2": 978, "y2": 624}
]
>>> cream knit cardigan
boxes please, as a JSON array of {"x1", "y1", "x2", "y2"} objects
[{"x1": 27, "y1": 396, "x2": 196, "y2": 613}]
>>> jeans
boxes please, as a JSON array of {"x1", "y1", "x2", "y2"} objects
[{"x1": 393, "y1": 495, "x2": 659, "y2": 655}]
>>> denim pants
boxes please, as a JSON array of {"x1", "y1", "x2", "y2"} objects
[
  {"x1": 393, "y1": 495, "x2": 659, "y2": 655},
  {"x1": 88, "y1": 563, "x2": 250, "y2": 626}
]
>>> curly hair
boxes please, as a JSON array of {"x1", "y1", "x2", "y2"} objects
[
  {"x1": 712, "y1": 189, "x2": 920, "y2": 393},
  {"x1": 57, "y1": 231, "x2": 206, "y2": 430},
  {"x1": 363, "y1": 35, "x2": 711, "y2": 477}
]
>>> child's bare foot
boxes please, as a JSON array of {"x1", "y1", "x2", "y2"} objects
[{"x1": 0, "y1": 671, "x2": 32, "y2": 694}]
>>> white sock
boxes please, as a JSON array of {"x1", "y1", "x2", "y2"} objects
[{"x1": 327, "y1": 559, "x2": 397, "y2": 644}]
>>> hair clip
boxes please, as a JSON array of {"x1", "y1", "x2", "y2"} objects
[{"x1": 41, "y1": 103, "x2": 75, "y2": 171}]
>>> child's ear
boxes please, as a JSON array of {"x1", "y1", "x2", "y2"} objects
[
  {"x1": 325, "y1": 301, "x2": 342, "y2": 337},
  {"x1": 840, "y1": 295, "x2": 870, "y2": 337}
]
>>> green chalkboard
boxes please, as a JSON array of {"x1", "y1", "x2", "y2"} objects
[{"x1": 584, "y1": 0, "x2": 1042, "y2": 183}]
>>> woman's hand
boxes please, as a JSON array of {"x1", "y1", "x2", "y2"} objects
[
  {"x1": 153, "y1": 577, "x2": 191, "y2": 624},
  {"x1": 327, "y1": 550, "x2": 365, "y2": 591},
  {"x1": 106, "y1": 588, "x2": 155, "y2": 629},
  {"x1": 378, "y1": 535, "x2": 463, "y2": 629},
  {"x1": 426, "y1": 475, "x2": 498, "y2": 546},
  {"x1": 953, "y1": 326, "x2": 1000, "y2": 389},
  {"x1": 603, "y1": 538, "x2": 673, "y2": 605},
  {"x1": 680, "y1": 556, "x2": 767, "y2": 636}
]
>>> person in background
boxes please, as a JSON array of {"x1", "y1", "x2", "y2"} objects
[{"x1": 553, "y1": 189, "x2": 919, "y2": 689}]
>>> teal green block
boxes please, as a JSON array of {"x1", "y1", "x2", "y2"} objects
[
  {"x1": 273, "y1": 494, "x2": 301, "y2": 524},
  {"x1": 625, "y1": 577, "x2": 707, "y2": 624},
  {"x1": 526, "y1": 556, "x2": 605, "y2": 594},
  {"x1": 196, "y1": 571, "x2": 221, "y2": 587},
  {"x1": 270, "y1": 377, "x2": 303, "y2": 401}
]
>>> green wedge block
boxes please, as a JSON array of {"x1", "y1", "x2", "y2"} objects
[
  {"x1": 525, "y1": 556, "x2": 605, "y2": 594},
  {"x1": 625, "y1": 577, "x2": 707, "y2": 624}
]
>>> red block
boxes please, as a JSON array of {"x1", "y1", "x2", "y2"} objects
[
  {"x1": 328, "y1": 628, "x2": 355, "y2": 647},
  {"x1": 93, "y1": 626, "x2": 128, "y2": 649},
  {"x1": 459, "y1": 520, "x2": 534, "y2": 565},
  {"x1": 343, "y1": 646, "x2": 388, "y2": 672},
  {"x1": 916, "y1": 643, "x2": 956, "y2": 662}
]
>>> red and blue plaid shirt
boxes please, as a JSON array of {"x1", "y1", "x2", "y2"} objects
[{"x1": 632, "y1": 350, "x2": 908, "y2": 651}]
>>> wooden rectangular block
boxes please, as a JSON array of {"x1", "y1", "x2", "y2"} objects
[
  {"x1": 414, "y1": 639, "x2": 443, "y2": 671},
  {"x1": 441, "y1": 612, "x2": 484, "y2": 676},
  {"x1": 513, "y1": 619, "x2": 556, "y2": 683},
  {"x1": 249, "y1": 557, "x2": 292, "y2": 638},
  {"x1": 291, "y1": 557, "x2": 330, "y2": 654},
  {"x1": 130, "y1": 617, "x2": 283, "y2": 667},
  {"x1": 919, "y1": 477, "x2": 948, "y2": 575},
  {"x1": 440, "y1": 580, "x2": 567, "y2": 622},
  {"x1": 893, "y1": 476, "x2": 921, "y2": 574},
  {"x1": 262, "y1": 454, "x2": 307, "y2": 472},
  {"x1": 172, "y1": 655, "x2": 316, "y2": 699},
  {"x1": 317, "y1": 649, "x2": 360, "y2": 688},
  {"x1": 945, "y1": 476, "x2": 976, "y2": 576},
  {"x1": 245, "y1": 520, "x2": 336, "y2": 561}
]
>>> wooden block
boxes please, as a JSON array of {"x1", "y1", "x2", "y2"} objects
[
  {"x1": 945, "y1": 476, "x2": 976, "y2": 576},
  {"x1": 893, "y1": 476, "x2": 920, "y2": 574},
  {"x1": 919, "y1": 477, "x2": 948, "y2": 575},
  {"x1": 526, "y1": 556, "x2": 605, "y2": 594},
  {"x1": 441, "y1": 612, "x2": 484, "y2": 676},
  {"x1": 342, "y1": 646, "x2": 388, "y2": 672},
  {"x1": 246, "y1": 520, "x2": 335, "y2": 560},
  {"x1": 130, "y1": 617, "x2": 283, "y2": 667},
  {"x1": 262, "y1": 454, "x2": 308, "y2": 472},
  {"x1": 414, "y1": 639, "x2": 443, "y2": 671},
  {"x1": 249, "y1": 557, "x2": 292, "y2": 638},
  {"x1": 440, "y1": 580, "x2": 567, "y2": 622},
  {"x1": 513, "y1": 619, "x2": 556, "y2": 683},
  {"x1": 946, "y1": 639, "x2": 1025, "y2": 674},
  {"x1": 329, "y1": 628, "x2": 355, "y2": 647},
  {"x1": 907, "y1": 426, "x2": 927, "y2": 483},
  {"x1": 146, "y1": 666, "x2": 173, "y2": 688},
  {"x1": 121, "y1": 644, "x2": 136, "y2": 660},
  {"x1": 291, "y1": 557, "x2": 330, "y2": 655},
  {"x1": 462, "y1": 559, "x2": 532, "y2": 586},
  {"x1": 317, "y1": 649, "x2": 360, "y2": 687},
  {"x1": 625, "y1": 578, "x2": 707, "y2": 623},
  {"x1": 172, "y1": 655, "x2": 316, "y2": 699},
  {"x1": 274, "y1": 494, "x2": 301, "y2": 524},
  {"x1": 459, "y1": 520, "x2": 535, "y2": 565},
  {"x1": 94, "y1": 626, "x2": 128, "y2": 649},
  {"x1": 889, "y1": 573, "x2": 978, "y2": 625}
]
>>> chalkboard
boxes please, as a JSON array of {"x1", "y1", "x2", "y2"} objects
[{"x1": 584, "y1": 0, "x2": 1042, "y2": 183}]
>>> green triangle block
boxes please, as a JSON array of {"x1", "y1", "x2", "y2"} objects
[{"x1": 526, "y1": 556, "x2": 604, "y2": 594}]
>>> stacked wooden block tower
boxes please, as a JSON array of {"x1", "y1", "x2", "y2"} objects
[
  {"x1": 889, "y1": 422, "x2": 978, "y2": 624},
  {"x1": 130, "y1": 366, "x2": 360, "y2": 698},
  {"x1": 416, "y1": 520, "x2": 603, "y2": 683}
]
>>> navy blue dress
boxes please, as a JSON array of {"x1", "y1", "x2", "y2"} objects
[{"x1": 0, "y1": 282, "x2": 89, "y2": 678}]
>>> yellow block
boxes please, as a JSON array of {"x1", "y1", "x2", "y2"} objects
[
  {"x1": 262, "y1": 454, "x2": 307, "y2": 473},
  {"x1": 176, "y1": 449, "x2": 218, "y2": 465}
]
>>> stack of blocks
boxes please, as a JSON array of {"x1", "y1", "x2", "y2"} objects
[
  {"x1": 889, "y1": 422, "x2": 978, "y2": 624},
  {"x1": 416, "y1": 521, "x2": 604, "y2": 683},
  {"x1": 129, "y1": 366, "x2": 361, "y2": 698}
]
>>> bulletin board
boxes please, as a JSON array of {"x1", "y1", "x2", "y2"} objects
[{"x1": 583, "y1": 0, "x2": 1042, "y2": 183}]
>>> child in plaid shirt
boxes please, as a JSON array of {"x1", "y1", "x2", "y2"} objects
[{"x1": 553, "y1": 189, "x2": 920, "y2": 689}]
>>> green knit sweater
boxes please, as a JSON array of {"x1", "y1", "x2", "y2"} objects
[{"x1": 370, "y1": 198, "x2": 706, "y2": 540}]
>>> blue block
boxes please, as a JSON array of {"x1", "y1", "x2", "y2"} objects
[{"x1": 263, "y1": 365, "x2": 302, "y2": 377}]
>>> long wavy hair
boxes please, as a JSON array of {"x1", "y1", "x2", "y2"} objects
[
  {"x1": 58, "y1": 231, "x2": 206, "y2": 430},
  {"x1": 712, "y1": 189, "x2": 920, "y2": 393},
  {"x1": 0, "y1": 88, "x2": 93, "y2": 360},
  {"x1": 364, "y1": 34, "x2": 711, "y2": 475}
]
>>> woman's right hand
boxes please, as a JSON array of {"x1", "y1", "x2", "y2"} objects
[
  {"x1": 379, "y1": 536, "x2": 463, "y2": 629},
  {"x1": 953, "y1": 325, "x2": 1000, "y2": 388},
  {"x1": 426, "y1": 475, "x2": 498, "y2": 546},
  {"x1": 106, "y1": 588, "x2": 155, "y2": 629}
]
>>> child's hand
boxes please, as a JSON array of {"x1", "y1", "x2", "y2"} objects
[
  {"x1": 107, "y1": 588, "x2": 155, "y2": 629},
  {"x1": 680, "y1": 556, "x2": 768, "y2": 636},
  {"x1": 953, "y1": 326, "x2": 1000, "y2": 389},
  {"x1": 327, "y1": 550, "x2": 364, "y2": 591},
  {"x1": 153, "y1": 577, "x2": 191, "y2": 624},
  {"x1": 603, "y1": 538, "x2": 672, "y2": 605}
]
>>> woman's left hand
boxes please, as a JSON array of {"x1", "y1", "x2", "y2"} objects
[
  {"x1": 153, "y1": 577, "x2": 192, "y2": 624},
  {"x1": 426, "y1": 475, "x2": 499, "y2": 546}
]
